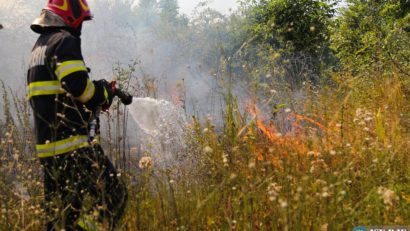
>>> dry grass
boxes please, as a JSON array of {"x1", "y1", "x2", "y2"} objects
[{"x1": 0, "y1": 70, "x2": 409, "y2": 230}]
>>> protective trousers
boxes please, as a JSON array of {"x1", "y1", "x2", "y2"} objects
[{"x1": 40, "y1": 145, "x2": 128, "y2": 230}]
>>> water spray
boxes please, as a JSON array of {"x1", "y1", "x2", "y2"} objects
[{"x1": 127, "y1": 97, "x2": 188, "y2": 168}]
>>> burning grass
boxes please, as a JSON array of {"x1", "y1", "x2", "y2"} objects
[{"x1": 121, "y1": 71, "x2": 410, "y2": 230}]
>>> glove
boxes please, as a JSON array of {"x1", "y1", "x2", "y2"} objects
[{"x1": 93, "y1": 79, "x2": 114, "y2": 111}]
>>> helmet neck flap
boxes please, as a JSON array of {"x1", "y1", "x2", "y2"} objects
[
  {"x1": 31, "y1": 9, "x2": 67, "y2": 34},
  {"x1": 31, "y1": 0, "x2": 92, "y2": 34}
]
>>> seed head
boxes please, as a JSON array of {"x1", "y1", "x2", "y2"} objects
[
  {"x1": 139, "y1": 156, "x2": 153, "y2": 169},
  {"x1": 203, "y1": 146, "x2": 213, "y2": 154},
  {"x1": 377, "y1": 186, "x2": 398, "y2": 206}
]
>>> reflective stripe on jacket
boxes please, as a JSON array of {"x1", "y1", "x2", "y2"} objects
[
  {"x1": 36, "y1": 135, "x2": 90, "y2": 158},
  {"x1": 27, "y1": 29, "x2": 105, "y2": 158}
]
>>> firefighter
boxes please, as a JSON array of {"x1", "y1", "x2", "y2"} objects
[{"x1": 27, "y1": 0, "x2": 127, "y2": 230}]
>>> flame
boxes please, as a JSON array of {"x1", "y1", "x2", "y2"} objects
[
  {"x1": 256, "y1": 120, "x2": 279, "y2": 142},
  {"x1": 245, "y1": 102, "x2": 327, "y2": 163},
  {"x1": 170, "y1": 87, "x2": 184, "y2": 108},
  {"x1": 289, "y1": 112, "x2": 327, "y2": 130},
  {"x1": 247, "y1": 102, "x2": 281, "y2": 143}
]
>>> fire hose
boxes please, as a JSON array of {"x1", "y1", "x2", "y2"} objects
[{"x1": 89, "y1": 81, "x2": 133, "y2": 141}]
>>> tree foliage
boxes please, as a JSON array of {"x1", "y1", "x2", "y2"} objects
[
  {"x1": 135, "y1": 0, "x2": 159, "y2": 27},
  {"x1": 247, "y1": 0, "x2": 336, "y2": 56},
  {"x1": 332, "y1": 0, "x2": 410, "y2": 75},
  {"x1": 159, "y1": 0, "x2": 179, "y2": 23},
  {"x1": 231, "y1": 0, "x2": 338, "y2": 90}
]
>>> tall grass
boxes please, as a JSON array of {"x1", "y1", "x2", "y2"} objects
[
  {"x1": 0, "y1": 81, "x2": 42, "y2": 230},
  {"x1": 0, "y1": 68, "x2": 409, "y2": 230},
  {"x1": 120, "y1": 69, "x2": 410, "y2": 230}
]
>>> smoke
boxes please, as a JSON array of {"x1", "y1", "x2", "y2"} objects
[
  {"x1": 83, "y1": 0, "x2": 226, "y2": 118},
  {"x1": 0, "y1": 0, "x2": 232, "y2": 120},
  {"x1": 0, "y1": 1, "x2": 42, "y2": 92}
]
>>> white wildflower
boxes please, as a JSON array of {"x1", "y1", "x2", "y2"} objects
[
  {"x1": 203, "y1": 146, "x2": 213, "y2": 154},
  {"x1": 248, "y1": 161, "x2": 256, "y2": 169},
  {"x1": 307, "y1": 151, "x2": 316, "y2": 156},
  {"x1": 278, "y1": 198, "x2": 288, "y2": 208},
  {"x1": 138, "y1": 156, "x2": 153, "y2": 169},
  {"x1": 377, "y1": 186, "x2": 398, "y2": 206},
  {"x1": 267, "y1": 183, "x2": 282, "y2": 200},
  {"x1": 321, "y1": 223, "x2": 328, "y2": 231},
  {"x1": 355, "y1": 108, "x2": 364, "y2": 117},
  {"x1": 222, "y1": 152, "x2": 229, "y2": 166},
  {"x1": 321, "y1": 192, "x2": 330, "y2": 198},
  {"x1": 13, "y1": 154, "x2": 19, "y2": 161}
]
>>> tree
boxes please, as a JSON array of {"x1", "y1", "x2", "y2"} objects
[
  {"x1": 238, "y1": 0, "x2": 337, "y2": 88},
  {"x1": 159, "y1": 0, "x2": 179, "y2": 24},
  {"x1": 157, "y1": 0, "x2": 189, "y2": 36},
  {"x1": 135, "y1": 0, "x2": 159, "y2": 27},
  {"x1": 247, "y1": 0, "x2": 336, "y2": 56},
  {"x1": 331, "y1": 0, "x2": 410, "y2": 75},
  {"x1": 189, "y1": 2, "x2": 229, "y2": 68}
]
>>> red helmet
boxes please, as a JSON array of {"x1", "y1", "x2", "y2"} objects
[{"x1": 46, "y1": 0, "x2": 92, "y2": 29}]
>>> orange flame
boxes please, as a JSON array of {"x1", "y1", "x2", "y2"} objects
[
  {"x1": 289, "y1": 112, "x2": 327, "y2": 130},
  {"x1": 255, "y1": 120, "x2": 279, "y2": 142},
  {"x1": 246, "y1": 102, "x2": 280, "y2": 143},
  {"x1": 170, "y1": 87, "x2": 184, "y2": 108},
  {"x1": 245, "y1": 102, "x2": 326, "y2": 160}
]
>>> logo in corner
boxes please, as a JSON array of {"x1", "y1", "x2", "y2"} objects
[{"x1": 354, "y1": 226, "x2": 367, "y2": 231}]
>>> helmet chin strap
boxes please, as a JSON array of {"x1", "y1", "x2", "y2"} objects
[{"x1": 69, "y1": 22, "x2": 83, "y2": 37}]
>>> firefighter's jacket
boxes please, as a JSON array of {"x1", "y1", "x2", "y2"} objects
[{"x1": 27, "y1": 28, "x2": 108, "y2": 158}]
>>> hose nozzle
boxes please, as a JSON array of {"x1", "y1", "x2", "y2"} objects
[{"x1": 111, "y1": 81, "x2": 133, "y2": 105}]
